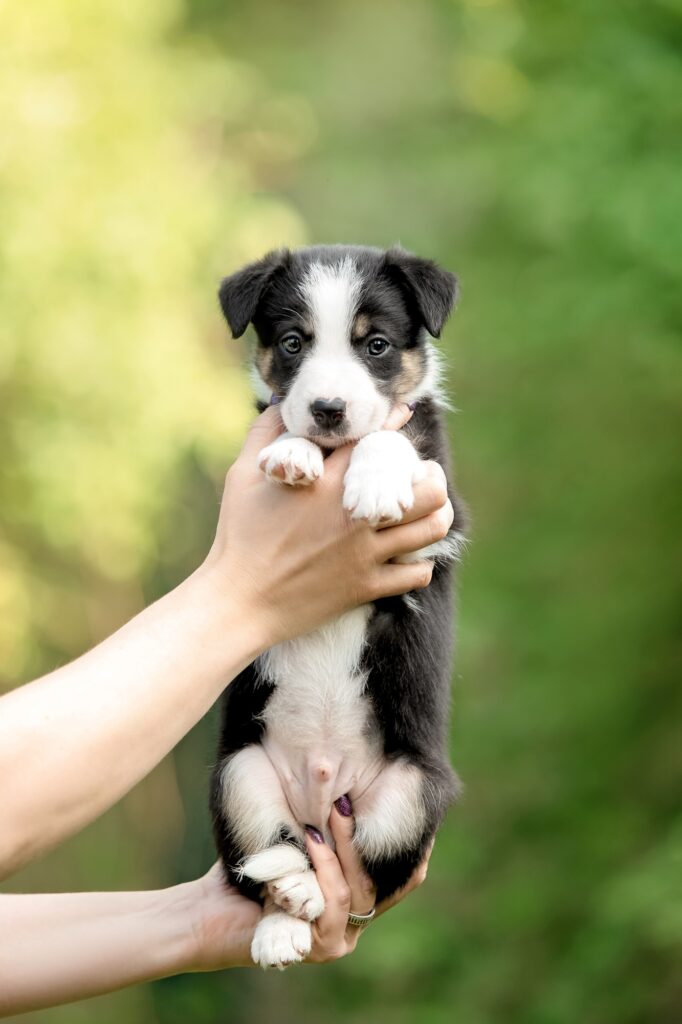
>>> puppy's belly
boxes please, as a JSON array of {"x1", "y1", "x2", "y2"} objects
[
  {"x1": 262, "y1": 730, "x2": 383, "y2": 837},
  {"x1": 257, "y1": 607, "x2": 383, "y2": 837}
]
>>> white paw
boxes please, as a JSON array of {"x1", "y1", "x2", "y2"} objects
[
  {"x1": 258, "y1": 436, "x2": 324, "y2": 486},
  {"x1": 251, "y1": 911, "x2": 312, "y2": 969},
  {"x1": 343, "y1": 431, "x2": 426, "y2": 526},
  {"x1": 268, "y1": 870, "x2": 325, "y2": 922},
  {"x1": 239, "y1": 844, "x2": 308, "y2": 884}
]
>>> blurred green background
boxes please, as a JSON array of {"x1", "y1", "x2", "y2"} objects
[{"x1": 1, "y1": 1, "x2": 681, "y2": 1021}]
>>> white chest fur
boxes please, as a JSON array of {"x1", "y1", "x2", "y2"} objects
[{"x1": 257, "y1": 606, "x2": 384, "y2": 830}]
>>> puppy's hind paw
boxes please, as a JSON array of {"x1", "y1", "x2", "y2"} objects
[
  {"x1": 269, "y1": 869, "x2": 325, "y2": 922},
  {"x1": 251, "y1": 912, "x2": 312, "y2": 969}
]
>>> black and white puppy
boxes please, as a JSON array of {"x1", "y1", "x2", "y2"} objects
[{"x1": 210, "y1": 245, "x2": 467, "y2": 969}]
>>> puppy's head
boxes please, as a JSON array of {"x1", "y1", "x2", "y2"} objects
[{"x1": 219, "y1": 245, "x2": 458, "y2": 446}]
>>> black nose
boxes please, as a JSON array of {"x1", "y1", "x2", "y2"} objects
[{"x1": 310, "y1": 397, "x2": 347, "y2": 431}]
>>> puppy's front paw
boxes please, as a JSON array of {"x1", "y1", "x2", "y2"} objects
[
  {"x1": 268, "y1": 870, "x2": 325, "y2": 922},
  {"x1": 258, "y1": 436, "x2": 324, "y2": 486},
  {"x1": 343, "y1": 432, "x2": 426, "y2": 526},
  {"x1": 251, "y1": 911, "x2": 312, "y2": 969}
]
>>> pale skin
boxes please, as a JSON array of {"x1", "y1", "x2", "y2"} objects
[{"x1": 0, "y1": 404, "x2": 453, "y2": 1015}]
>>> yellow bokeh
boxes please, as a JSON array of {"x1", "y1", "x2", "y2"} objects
[{"x1": 0, "y1": 0, "x2": 308, "y2": 682}]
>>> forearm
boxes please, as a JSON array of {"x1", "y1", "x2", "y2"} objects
[
  {"x1": 0, "y1": 885, "x2": 201, "y2": 1016},
  {"x1": 0, "y1": 570, "x2": 266, "y2": 878}
]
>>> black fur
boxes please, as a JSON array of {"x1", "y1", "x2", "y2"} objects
[
  {"x1": 219, "y1": 249, "x2": 290, "y2": 339},
  {"x1": 361, "y1": 399, "x2": 466, "y2": 898},
  {"x1": 381, "y1": 247, "x2": 458, "y2": 339}
]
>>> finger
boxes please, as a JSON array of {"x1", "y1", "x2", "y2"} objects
[
  {"x1": 320, "y1": 442, "x2": 355, "y2": 486},
  {"x1": 304, "y1": 831, "x2": 352, "y2": 945},
  {"x1": 328, "y1": 800, "x2": 376, "y2": 915},
  {"x1": 376, "y1": 462, "x2": 448, "y2": 530},
  {"x1": 238, "y1": 406, "x2": 286, "y2": 462},
  {"x1": 382, "y1": 403, "x2": 414, "y2": 431},
  {"x1": 369, "y1": 560, "x2": 434, "y2": 600},
  {"x1": 375, "y1": 500, "x2": 455, "y2": 561}
]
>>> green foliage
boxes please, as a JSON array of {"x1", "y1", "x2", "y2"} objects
[{"x1": 2, "y1": 1, "x2": 680, "y2": 1022}]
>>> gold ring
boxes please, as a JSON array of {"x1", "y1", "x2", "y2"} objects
[{"x1": 347, "y1": 907, "x2": 376, "y2": 928}]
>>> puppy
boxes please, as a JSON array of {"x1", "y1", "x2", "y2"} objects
[{"x1": 210, "y1": 245, "x2": 467, "y2": 968}]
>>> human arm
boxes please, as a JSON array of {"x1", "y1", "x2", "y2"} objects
[
  {"x1": 0, "y1": 406, "x2": 453, "y2": 878},
  {"x1": 0, "y1": 809, "x2": 432, "y2": 1016}
]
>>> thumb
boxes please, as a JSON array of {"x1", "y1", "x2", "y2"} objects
[{"x1": 383, "y1": 402, "x2": 414, "y2": 431}]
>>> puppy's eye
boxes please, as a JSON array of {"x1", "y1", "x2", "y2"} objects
[
  {"x1": 367, "y1": 336, "x2": 390, "y2": 356},
  {"x1": 280, "y1": 335, "x2": 302, "y2": 355}
]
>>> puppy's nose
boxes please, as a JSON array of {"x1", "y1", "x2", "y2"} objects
[{"x1": 310, "y1": 397, "x2": 347, "y2": 431}]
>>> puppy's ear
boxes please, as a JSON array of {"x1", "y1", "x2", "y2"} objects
[
  {"x1": 218, "y1": 249, "x2": 290, "y2": 338},
  {"x1": 382, "y1": 247, "x2": 458, "y2": 338}
]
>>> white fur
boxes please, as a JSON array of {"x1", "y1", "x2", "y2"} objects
[
  {"x1": 395, "y1": 531, "x2": 467, "y2": 566},
  {"x1": 405, "y1": 341, "x2": 453, "y2": 410},
  {"x1": 251, "y1": 910, "x2": 312, "y2": 969},
  {"x1": 258, "y1": 433, "x2": 324, "y2": 486},
  {"x1": 343, "y1": 430, "x2": 427, "y2": 525},
  {"x1": 258, "y1": 607, "x2": 385, "y2": 838},
  {"x1": 279, "y1": 259, "x2": 391, "y2": 443},
  {"x1": 240, "y1": 843, "x2": 308, "y2": 883},
  {"x1": 353, "y1": 757, "x2": 427, "y2": 859},
  {"x1": 268, "y1": 870, "x2": 325, "y2": 921},
  {"x1": 221, "y1": 746, "x2": 304, "y2": 855},
  {"x1": 249, "y1": 363, "x2": 272, "y2": 405}
]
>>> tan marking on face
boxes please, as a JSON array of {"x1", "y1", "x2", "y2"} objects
[
  {"x1": 255, "y1": 346, "x2": 274, "y2": 387},
  {"x1": 352, "y1": 313, "x2": 371, "y2": 339},
  {"x1": 396, "y1": 348, "x2": 426, "y2": 399}
]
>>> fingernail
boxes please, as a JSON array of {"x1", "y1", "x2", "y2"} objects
[
  {"x1": 407, "y1": 402, "x2": 417, "y2": 412},
  {"x1": 305, "y1": 825, "x2": 325, "y2": 844},
  {"x1": 270, "y1": 393, "x2": 281, "y2": 406},
  {"x1": 334, "y1": 794, "x2": 353, "y2": 817}
]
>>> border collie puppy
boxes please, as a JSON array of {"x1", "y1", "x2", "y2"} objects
[{"x1": 210, "y1": 245, "x2": 467, "y2": 969}]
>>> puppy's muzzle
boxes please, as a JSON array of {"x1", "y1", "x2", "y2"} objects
[{"x1": 310, "y1": 397, "x2": 347, "y2": 432}]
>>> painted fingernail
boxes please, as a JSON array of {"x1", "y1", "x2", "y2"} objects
[
  {"x1": 407, "y1": 402, "x2": 417, "y2": 412},
  {"x1": 334, "y1": 794, "x2": 353, "y2": 817},
  {"x1": 305, "y1": 825, "x2": 325, "y2": 844},
  {"x1": 270, "y1": 393, "x2": 281, "y2": 406}
]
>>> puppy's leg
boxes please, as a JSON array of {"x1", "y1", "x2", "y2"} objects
[
  {"x1": 352, "y1": 757, "x2": 452, "y2": 903},
  {"x1": 218, "y1": 745, "x2": 323, "y2": 967},
  {"x1": 343, "y1": 430, "x2": 426, "y2": 525},
  {"x1": 258, "y1": 433, "x2": 324, "y2": 486},
  {"x1": 219, "y1": 744, "x2": 304, "y2": 859}
]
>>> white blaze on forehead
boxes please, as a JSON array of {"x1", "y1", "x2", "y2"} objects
[
  {"x1": 299, "y1": 257, "x2": 361, "y2": 354},
  {"x1": 280, "y1": 255, "x2": 391, "y2": 440}
]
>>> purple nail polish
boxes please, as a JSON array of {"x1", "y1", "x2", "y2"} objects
[
  {"x1": 335, "y1": 794, "x2": 353, "y2": 817},
  {"x1": 408, "y1": 402, "x2": 417, "y2": 412},
  {"x1": 270, "y1": 393, "x2": 281, "y2": 406},
  {"x1": 305, "y1": 825, "x2": 325, "y2": 844}
]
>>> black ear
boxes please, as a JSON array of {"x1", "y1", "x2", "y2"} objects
[
  {"x1": 382, "y1": 247, "x2": 458, "y2": 338},
  {"x1": 218, "y1": 249, "x2": 290, "y2": 338}
]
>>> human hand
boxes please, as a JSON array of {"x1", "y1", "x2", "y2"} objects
[
  {"x1": 185, "y1": 811, "x2": 434, "y2": 971},
  {"x1": 199, "y1": 404, "x2": 454, "y2": 649},
  {"x1": 302, "y1": 802, "x2": 433, "y2": 963}
]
